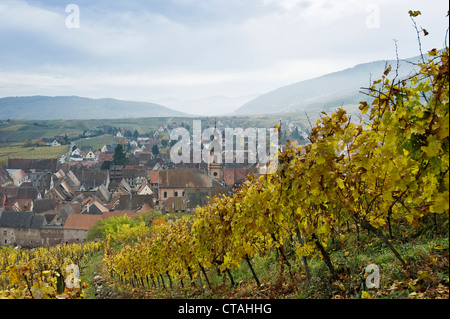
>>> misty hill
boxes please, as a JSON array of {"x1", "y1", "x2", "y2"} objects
[
  {"x1": 0, "y1": 96, "x2": 191, "y2": 120},
  {"x1": 233, "y1": 55, "x2": 423, "y2": 115},
  {"x1": 156, "y1": 94, "x2": 259, "y2": 116}
]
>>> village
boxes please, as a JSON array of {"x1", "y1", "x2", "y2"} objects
[
  {"x1": 0, "y1": 146, "x2": 259, "y2": 248},
  {"x1": 0, "y1": 117, "x2": 310, "y2": 248}
]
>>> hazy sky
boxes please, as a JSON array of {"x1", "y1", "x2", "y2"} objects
[{"x1": 0, "y1": 0, "x2": 448, "y2": 114}]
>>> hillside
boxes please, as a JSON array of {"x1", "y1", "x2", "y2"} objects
[
  {"x1": 0, "y1": 96, "x2": 191, "y2": 120},
  {"x1": 233, "y1": 55, "x2": 423, "y2": 115}
]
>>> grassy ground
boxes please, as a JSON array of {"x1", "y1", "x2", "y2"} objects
[
  {"x1": 80, "y1": 251, "x2": 104, "y2": 299},
  {"x1": 92, "y1": 216, "x2": 449, "y2": 299},
  {"x1": 0, "y1": 143, "x2": 69, "y2": 166},
  {"x1": 74, "y1": 135, "x2": 118, "y2": 152}
]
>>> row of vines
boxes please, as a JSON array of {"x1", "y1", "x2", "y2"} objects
[
  {"x1": 103, "y1": 43, "x2": 449, "y2": 293},
  {"x1": 0, "y1": 241, "x2": 102, "y2": 299}
]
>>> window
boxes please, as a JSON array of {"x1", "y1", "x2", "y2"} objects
[
  {"x1": 164, "y1": 191, "x2": 167, "y2": 198},
  {"x1": 3, "y1": 231, "x2": 6, "y2": 236},
  {"x1": 175, "y1": 191, "x2": 178, "y2": 197},
  {"x1": 182, "y1": 191, "x2": 185, "y2": 196},
  {"x1": 213, "y1": 172, "x2": 218, "y2": 177}
]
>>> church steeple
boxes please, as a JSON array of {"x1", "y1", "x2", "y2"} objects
[{"x1": 208, "y1": 117, "x2": 223, "y2": 180}]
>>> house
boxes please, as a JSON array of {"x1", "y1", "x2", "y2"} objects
[
  {"x1": 54, "y1": 169, "x2": 65, "y2": 180},
  {"x1": 49, "y1": 203, "x2": 81, "y2": 227},
  {"x1": 9, "y1": 199, "x2": 34, "y2": 212},
  {"x1": 96, "y1": 184, "x2": 111, "y2": 203},
  {"x1": 122, "y1": 166, "x2": 148, "y2": 192},
  {"x1": 28, "y1": 171, "x2": 54, "y2": 193},
  {"x1": 69, "y1": 148, "x2": 83, "y2": 161},
  {"x1": 0, "y1": 210, "x2": 46, "y2": 247},
  {"x1": 81, "y1": 196, "x2": 109, "y2": 215},
  {"x1": 223, "y1": 167, "x2": 257, "y2": 189},
  {"x1": 43, "y1": 136, "x2": 66, "y2": 146},
  {"x1": 7, "y1": 169, "x2": 29, "y2": 186},
  {"x1": 47, "y1": 178, "x2": 77, "y2": 203},
  {"x1": 149, "y1": 170, "x2": 159, "y2": 188},
  {"x1": 7, "y1": 158, "x2": 58, "y2": 173},
  {"x1": 135, "y1": 153, "x2": 153, "y2": 166},
  {"x1": 158, "y1": 169, "x2": 226, "y2": 208},
  {"x1": 32, "y1": 198, "x2": 57, "y2": 216},
  {"x1": 67, "y1": 160, "x2": 97, "y2": 168},
  {"x1": 81, "y1": 150, "x2": 96, "y2": 161},
  {"x1": 63, "y1": 214, "x2": 101, "y2": 244},
  {"x1": 44, "y1": 169, "x2": 80, "y2": 204},
  {"x1": 161, "y1": 197, "x2": 186, "y2": 214},
  {"x1": 69, "y1": 153, "x2": 84, "y2": 162},
  {"x1": 74, "y1": 168, "x2": 110, "y2": 192},
  {"x1": 0, "y1": 166, "x2": 13, "y2": 187},
  {"x1": 111, "y1": 194, "x2": 153, "y2": 211},
  {"x1": 136, "y1": 182, "x2": 153, "y2": 196},
  {"x1": 109, "y1": 179, "x2": 132, "y2": 199},
  {"x1": 32, "y1": 198, "x2": 59, "y2": 225},
  {"x1": 71, "y1": 148, "x2": 81, "y2": 156},
  {"x1": 1, "y1": 186, "x2": 41, "y2": 211},
  {"x1": 98, "y1": 153, "x2": 114, "y2": 166},
  {"x1": 63, "y1": 170, "x2": 81, "y2": 188},
  {"x1": 63, "y1": 210, "x2": 140, "y2": 244},
  {"x1": 136, "y1": 203, "x2": 152, "y2": 214}
]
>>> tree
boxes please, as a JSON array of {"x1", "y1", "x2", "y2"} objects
[
  {"x1": 133, "y1": 130, "x2": 139, "y2": 140},
  {"x1": 152, "y1": 144, "x2": 159, "y2": 155},
  {"x1": 23, "y1": 138, "x2": 33, "y2": 147},
  {"x1": 101, "y1": 160, "x2": 112, "y2": 170},
  {"x1": 113, "y1": 144, "x2": 127, "y2": 166}
]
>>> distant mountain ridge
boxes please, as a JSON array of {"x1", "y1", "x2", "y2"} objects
[
  {"x1": 233, "y1": 55, "x2": 423, "y2": 115},
  {"x1": 156, "y1": 94, "x2": 259, "y2": 116},
  {"x1": 0, "y1": 96, "x2": 191, "y2": 120}
]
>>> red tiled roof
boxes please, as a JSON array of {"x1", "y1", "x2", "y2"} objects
[
  {"x1": 149, "y1": 171, "x2": 159, "y2": 183},
  {"x1": 64, "y1": 210, "x2": 140, "y2": 230},
  {"x1": 98, "y1": 153, "x2": 113, "y2": 164},
  {"x1": 136, "y1": 203, "x2": 152, "y2": 213},
  {"x1": 223, "y1": 168, "x2": 255, "y2": 186},
  {"x1": 158, "y1": 169, "x2": 218, "y2": 188},
  {"x1": 64, "y1": 214, "x2": 101, "y2": 230}
]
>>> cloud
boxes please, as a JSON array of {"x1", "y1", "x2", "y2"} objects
[{"x1": 0, "y1": 0, "x2": 448, "y2": 115}]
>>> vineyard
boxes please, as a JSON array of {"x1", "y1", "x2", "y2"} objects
[
  {"x1": 0, "y1": 18, "x2": 449, "y2": 300},
  {"x1": 0, "y1": 242, "x2": 102, "y2": 299},
  {"x1": 100, "y1": 44, "x2": 449, "y2": 299},
  {"x1": 0, "y1": 143, "x2": 69, "y2": 166}
]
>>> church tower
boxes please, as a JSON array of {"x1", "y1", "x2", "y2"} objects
[{"x1": 208, "y1": 118, "x2": 223, "y2": 180}]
